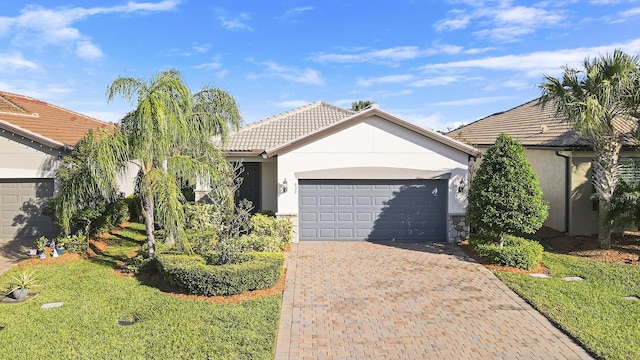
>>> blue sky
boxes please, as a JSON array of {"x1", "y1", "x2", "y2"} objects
[{"x1": 1, "y1": 1, "x2": 640, "y2": 131}]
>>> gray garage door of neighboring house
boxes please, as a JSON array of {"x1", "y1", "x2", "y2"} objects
[
  {"x1": 0, "y1": 179, "x2": 57, "y2": 240},
  {"x1": 299, "y1": 179, "x2": 447, "y2": 241}
]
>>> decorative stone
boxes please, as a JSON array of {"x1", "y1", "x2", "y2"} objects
[
  {"x1": 529, "y1": 273, "x2": 550, "y2": 278},
  {"x1": 41, "y1": 302, "x2": 64, "y2": 309},
  {"x1": 562, "y1": 276, "x2": 584, "y2": 281}
]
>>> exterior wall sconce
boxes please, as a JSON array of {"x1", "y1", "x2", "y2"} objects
[
  {"x1": 282, "y1": 178, "x2": 288, "y2": 193},
  {"x1": 457, "y1": 178, "x2": 466, "y2": 193}
]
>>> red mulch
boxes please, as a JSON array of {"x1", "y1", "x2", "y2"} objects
[{"x1": 460, "y1": 226, "x2": 640, "y2": 274}]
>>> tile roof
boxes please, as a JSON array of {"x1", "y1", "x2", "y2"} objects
[
  {"x1": 225, "y1": 101, "x2": 480, "y2": 157},
  {"x1": 0, "y1": 91, "x2": 109, "y2": 148},
  {"x1": 224, "y1": 101, "x2": 355, "y2": 153},
  {"x1": 447, "y1": 99, "x2": 639, "y2": 148}
]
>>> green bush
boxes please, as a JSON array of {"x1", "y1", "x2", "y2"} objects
[
  {"x1": 156, "y1": 252, "x2": 284, "y2": 296},
  {"x1": 183, "y1": 203, "x2": 222, "y2": 230},
  {"x1": 467, "y1": 133, "x2": 548, "y2": 239},
  {"x1": 123, "y1": 195, "x2": 142, "y2": 222},
  {"x1": 208, "y1": 239, "x2": 250, "y2": 265},
  {"x1": 65, "y1": 231, "x2": 88, "y2": 253},
  {"x1": 93, "y1": 198, "x2": 130, "y2": 234},
  {"x1": 125, "y1": 256, "x2": 157, "y2": 274},
  {"x1": 250, "y1": 214, "x2": 292, "y2": 248},
  {"x1": 469, "y1": 234, "x2": 543, "y2": 270},
  {"x1": 183, "y1": 228, "x2": 218, "y2": 254},
  {"x1": 239, "y1": 233, "x2": 283, "y2": 252}
]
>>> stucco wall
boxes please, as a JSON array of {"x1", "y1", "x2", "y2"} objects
[
  {"x1": 570, "y1": 154, "x2": 598, "y2": 235},
  {"x1": 0, "y1": 132, "x2": 63, "y2": 179},
  {"x1": 276, "y1": 116, "x2": 470, "y2": 217},
  {"x1": 524, "y1": 149, "x2": 567, "y2": 232},
  {"x1": 261, "y1": 160, "x2": 277, "y2": 212}
]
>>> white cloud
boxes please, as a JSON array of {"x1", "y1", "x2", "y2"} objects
[
  {"x1": 0, "y1": 1, "x2": 179, "y2": 57},
  {"x1": 280, "y1": 6, "x2": 314, "y2": 20},
  {"x1": 250, "y1": 61, "x2": 324, "y2": 85},
  {"x1": 357, "y1": 75, "x2": 415, "y2": 87},
  {"x1": 194, "y1": 43, "x2": 212, "y2": 53},
  {"x1": 431, "y1": 96, "x2": 514, "y2": 107},
  {"x1": 435, "y1": 2, "x2": 565, "y2": 42},
  {"x1": 0, "y1": 81, "x2": 72, "y2": 100},
  {"x1": 392, "y1": 111, "x2": 446, "y2": 131},
  {"x1": 409, "y1": 76, "x2": 464, "y2": 87},
  {"x1": 309, "y1": 44, "x2": 485, "y2": 65},
  {"x1": 76, "y1": 41, "x2": 103, "y2": 60},
  {"x1": 0, "y1": 52, "x2": 39, "y2": 71},
  {"x1": 419, "y1": 38, "x2": 640, "y2": 78},
  {"x1": 216, "y1": 9, "x2": 253, "y2": 31},
  {"x1": 193, "y1": 61, "x2": 223, "y2": 70},
  {"x1": 276, "y1": 100, "x2": 309, "y2": 108},
  {"x1": 620, "y1": 7, "x2": 640, "y2": 18}
]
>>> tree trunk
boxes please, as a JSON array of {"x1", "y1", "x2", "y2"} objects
[
  {"x1": 597, "y1": 200, "x2": 612, "y2": 249},
  {"x1": 591, "y1": 137, "x2": 621, "y2": 250},
  {"x1": 141, "y1": 193, "x2": 156, "y2": 258}
]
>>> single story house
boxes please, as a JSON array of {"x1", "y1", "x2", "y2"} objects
[
  {"x1": 0, "y1": 91, "x2": 111, "y2": 242},
  {"x1": 221, "y1": 102, "x2": 480, "y2": 243},
  {"x1": 447, "y1": 99, "x2": 640, "y2": 236}
]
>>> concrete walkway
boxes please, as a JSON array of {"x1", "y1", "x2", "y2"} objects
[
  {"x1": 275, "y1": 241, "x2": 593, "y2": 360},
  {"x1": 0, "y1": 238, "x2": 29, "y2": 275}
]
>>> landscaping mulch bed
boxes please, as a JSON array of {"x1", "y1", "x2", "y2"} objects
[
  {"x1": 14, "y1": 226, "x2": 287, "y2": 305},
  {"x1": 534, "y1": 226, "x2": 640, "y2": 265},
  {"x1": 460, "y1": 226, "x2": 640, "y2": 274}
]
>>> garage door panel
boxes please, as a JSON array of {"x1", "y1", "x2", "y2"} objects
[
  {"x1": 0, "y1": 179, "x2": 57, "y2": 240},
  {"x1": 319, "y1": 212, "x2": 335, "y2": 222},
  {"x1": 319, "y1": 197, "x2": 334, "y2": 205},
  {"x1": 337, "y1": 212, "x2": 353, "y2": 222},
  {"x1": 299, "y1": 179, "x2": 447, "y2": 241}
]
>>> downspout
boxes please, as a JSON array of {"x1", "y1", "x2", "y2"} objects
[{"x1": 555, "y1": 151, "x2": 571, "y2": 234}]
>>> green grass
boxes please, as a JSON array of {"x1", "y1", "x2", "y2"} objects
[
  {"x1": 496, "y1": 253, "x2": 640, "y2": 360},
  {"x1": 0, "y1": 223, "x2": 281, "y2": 359}
]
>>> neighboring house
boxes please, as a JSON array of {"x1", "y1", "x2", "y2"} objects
[
  {"x1": 0, "y1": 91, "x2": 110, "y2": 241},
  {"x1": 447, "y1": 98, "x2": 640, "y2": 236},
  {"x1": 221, "y1": 102, "x2": 480, "y2": 243}
]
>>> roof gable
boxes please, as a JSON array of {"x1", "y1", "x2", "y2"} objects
[
  {"x1": 447, "y1": 98, "x2": 638, "y2": 148},
  {"x1": 224, "y1": 101, "x2": 355, "y2": 154},
  {"x1": 226, "y1": 102, "x2": 479, "y2": 157},
  {"x1": 0, "y1": 91, "x2": 109, "y2": 148}
]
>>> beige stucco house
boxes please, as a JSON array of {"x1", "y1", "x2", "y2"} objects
[
  {"x1": 0, "y1": 91, "x2": 114, "y2": 243},
  {"x1": 221, "y1": 102, "x2": 480, "y2": 243},
  {"x1": 447, "y1": 99, "x2": 640, "y2": 236}
]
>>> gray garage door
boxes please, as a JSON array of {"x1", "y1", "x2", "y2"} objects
[
  {"x1": 299, "y1": 179, "x2": 447, "y2": 241},
  {"x1": 0, "y1": 179, "x2": 57, "y2": 240}
]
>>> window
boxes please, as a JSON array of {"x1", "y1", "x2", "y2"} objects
[{"x1": 618, "y1": 157, "x2": 640, "y2": 186}]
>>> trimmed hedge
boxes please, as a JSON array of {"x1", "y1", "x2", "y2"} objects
[
  {"x1": 469, "y1": 234, "x2": 543, "y2": 270},
  {"x1": 156, "y1": 252, "x2": 284, "y2": 296}
]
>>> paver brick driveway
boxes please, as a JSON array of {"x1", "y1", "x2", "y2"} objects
[{"x1": 276, "y1": 241, "x2": 593, "y2": 360}]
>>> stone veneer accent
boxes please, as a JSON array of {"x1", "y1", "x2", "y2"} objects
[
  {"x1": 448, "y1": 214, "x2": 469, "y2": 243},
  {"x1": 276, "y1": 213, "x2": 299, "y2": 243}
]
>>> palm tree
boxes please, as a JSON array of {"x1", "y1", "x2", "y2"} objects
[
  {"x1": 539, "y1": 49, "x2": 640, "y2": 249},
  {"x1": 351, "y1": 100, "x2": 374, "y2": 112},
  {"x1": 99, "y1": 69, "x2": 241, "y2": 257}
]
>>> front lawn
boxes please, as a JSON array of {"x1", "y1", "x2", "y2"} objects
[
  {"x1": 496, "y1": 252, "x2": 640, "y2": 360},
  {"x1": 0, "y1": 223, "x2": 281, "y2": 359}
]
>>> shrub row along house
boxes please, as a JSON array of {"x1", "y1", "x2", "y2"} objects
[
  {"x1": 447, "y1": 99, "x2": 640, "y2": 236},
  {"x1": 0, "y1": 93, "x2": 479, "y2": 247},
  {"x1": 7, "y1": 89, "x2": 634, "y2": 247}
]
